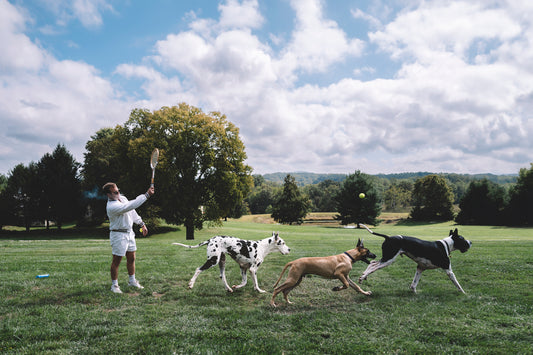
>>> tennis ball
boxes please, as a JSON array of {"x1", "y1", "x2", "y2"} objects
[
  {"x1": 139, "y1": 228, "x2": 143, "y2": 233},
  {"x1": 359, "y1": 193, "x2": 365, "y2": 199}
]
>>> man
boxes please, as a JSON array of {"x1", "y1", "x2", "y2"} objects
[{"x1": 103, "y1": 182, "x2": 155, "y2": 293}]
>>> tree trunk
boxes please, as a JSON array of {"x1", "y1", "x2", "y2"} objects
[{"x1": 185, "y1": 219, "x2": 195, "y2": 240}]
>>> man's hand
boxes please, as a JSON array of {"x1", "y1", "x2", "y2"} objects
[
  {"x1": 146, "y1": 186, "x2": 155, "y2": 196},
  {"x1": 141, "y1": 224, "x2": 148, "y2": 237}
]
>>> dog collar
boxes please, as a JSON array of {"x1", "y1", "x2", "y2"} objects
[
  {"x1": 439, "y1": 238, "x2": 452, "y2": 256},
  {"x1": 344, "y1": 252, "x2": 356, "y2": 263}
]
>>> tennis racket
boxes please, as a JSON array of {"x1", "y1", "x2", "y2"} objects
[{"x1": 150, "y1": 148, "x2": 159, "y2": 187}]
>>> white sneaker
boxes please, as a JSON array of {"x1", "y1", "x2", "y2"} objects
[
  {"x1": 128, "y1": 280, "x2": 144, "y2": 289},
  {"x1": 111, "y1": 284, "x2": 123, "y2": 294}
]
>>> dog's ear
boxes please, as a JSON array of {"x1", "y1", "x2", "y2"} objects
[
  {"x1": 274, "y1": 232, "x2": 279, "y2": 240},
  {"x1": 453, "y1": 228, "x2": 458, "y2": 237},
  {"x1": 356, "y1": 238, "x2": 363, "y2": 248}
]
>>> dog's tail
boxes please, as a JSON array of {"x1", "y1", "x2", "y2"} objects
[
  {"x1": 273, "y1": 262, "x2": 293, "y2": 288},
  {"x1": 358, "y1": 223, "x2": 390, "y2": 239},
  {"x1": 172, "y1": 241, "x2": 209, "y2": 248}
]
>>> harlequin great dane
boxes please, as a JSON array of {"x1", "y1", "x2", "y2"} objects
[
  {"x1": 358, "y1": 224, "x2": 471, "y2": 293},
  {"x1": 270, "y1": 239, "x2": 376, "y2": 307},
  {"x1": 173, "y1": 232, "x2": 290, "y2": 293}
]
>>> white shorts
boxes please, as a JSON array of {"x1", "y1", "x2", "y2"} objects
[{"x1": 110, "y1": 232, "x2": 137, "y2": 257}]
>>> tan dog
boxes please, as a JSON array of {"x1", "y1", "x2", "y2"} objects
[{"x1": 270, "y1": 239, "x2": 376, "y2": 307}]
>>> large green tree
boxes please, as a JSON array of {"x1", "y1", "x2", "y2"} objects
[
  {"x1": 410, "y1": 174, "x2": 454, "y2": 221},
  {"x1": 84, "y1": 103, "x2": 253, "y2": 239},
  {"x1": 383, "y1": 180, "x2": 413, "y2": 211},
  {"x1": 247, "y1": 184, "x2": 277, "y2": 214},
  {"x1": 334, "y1": 170, "x2": 381, "y2": 226},
  {"x1": 37, "y1": 144, "x2": 81, "y2": 229},
  {"x1": 505, "y1": 163, "x2": 533, "y2": 226},
  {"x1": 82, "y1": 128, "x2": 119, "y2": 189},
  {"x1": 455, "y1": 179, "x2": 506, "y2": 225},
  {"x1": 304, "y1": 179, "x2": 341, "y2": 212},
  {"x1": 80, "y1": 128, "x2": 117, "y2": 226},
  {"x1": 1, "y1": 163, "x2": 41, "y2": 231},
  {"x1": 271, "y1": 174, "x2": 309, "y2": 224}
]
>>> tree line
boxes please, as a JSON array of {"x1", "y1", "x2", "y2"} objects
[
  {"x1": 1, "y1": 103, "x2": 532, "y2": 236},
  {"x1": 247, "y1": 167, "x2": 532, "y2": 226}
]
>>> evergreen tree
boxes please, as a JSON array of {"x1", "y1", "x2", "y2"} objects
[
  {"x1": 1, "y1": 163, "x2": 40, "y2": 231},
  {"x1": 271, "y1": 174, "x2": 309, "y2": 224},
  {"x1": 334, "y1": 170, "x2": 381, "y2": 225},
  {"x1": 38, "y1": 144, "x2": 81, "y2": 229},
  {"x1": 505, "y1": 163, "x2": 533, "y2": 226}
]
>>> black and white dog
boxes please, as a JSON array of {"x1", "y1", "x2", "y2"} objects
[
  {"x1": 358, "y1": 224, "x2": 471, "y2": 293},
  {"x1": 173, "y1": 232, "x2": 290, "y2": 293}
]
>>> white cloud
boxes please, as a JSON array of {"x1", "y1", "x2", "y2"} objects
[
  {"x1": 280, "y1": 0, "x2": 365, "y2": 74},
  {"x1": 0, "y1": 0, "x2": 128, "y2": 172},
  {"x1": 1, "y1": 0, "x2": 532, "y2": 176},
  {"x1": 370, "y1": 1, "x2": 521, "y2": 62},
  {"x1": 351, "y1": 8, "x2": 382, "y2": 29},
  {"x1": 218, "y1": 0, "x2": 264, "y2": 29},
  {"x1": 153, "y1": 25, "x2": 277, "y2": 106},
  {"x1": 40, "y1": 0, "x2": 114, "y2": 28},
  {"x1": 0, "y1": 0, "x2": 45, "y2": 71},
  {"x1": 114, "y1": 0, "x2": 532, "y2": 174}
]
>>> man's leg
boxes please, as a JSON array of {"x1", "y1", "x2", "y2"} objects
[
  {"x1": 111, "y1": 255, "x2": 123, "y2": 293},
  {"x1": 126, "y1": 251, "x2": 136, "y2": 276},
  {"x1": 111, "y1": 255, "x2": 123, "y2": 280},
  {"x1": 126, "y1": 251, "x2": 144, "y2": 289}
]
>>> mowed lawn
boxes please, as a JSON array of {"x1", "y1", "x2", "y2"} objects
[{"x1": 1, "y1": 217, "x2": 532, "y2": 354}]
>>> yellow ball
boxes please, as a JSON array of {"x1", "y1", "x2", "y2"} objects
[{"x1": 359, "y1": 193, "x2": 365, "y2": 199}]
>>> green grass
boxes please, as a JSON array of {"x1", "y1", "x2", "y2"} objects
[{"x1": 1, "y1": 219, "x2": 532, "y2": 354}]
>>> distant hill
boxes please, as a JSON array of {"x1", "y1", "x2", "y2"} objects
[
  {"x1": 262, "y1": 172, "x2": 517, "y2": 186},
  {"x1": 261, "y1": 172, "x2": 347, "y2": 186}
]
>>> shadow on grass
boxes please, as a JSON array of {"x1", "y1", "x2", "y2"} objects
[{"x1": 0, "y1": 225, "x2": 181, "y2": 240}]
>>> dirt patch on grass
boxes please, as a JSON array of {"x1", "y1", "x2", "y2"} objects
[{"x1": 236, "y1": 212, "x2": 409, "y2": 226}]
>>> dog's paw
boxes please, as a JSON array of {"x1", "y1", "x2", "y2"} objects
[
  {"x1": 256, "y1": 288, "x2": 267, "y2": 293},
  {"x1": 332, "y1": 286, "x2": 341, "y2": 291},
  {"x1": 363, "y1": 290, "x2": 372, "y2": 296}
]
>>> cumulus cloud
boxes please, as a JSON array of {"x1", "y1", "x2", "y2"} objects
[
  {"x1": 219, "y1": 0, "x2": 264, "y2": 29},
  {"x1": 41, "y1": 0, "x2": 114, "y2": 28},
  {"x1": 0, "y1": 0, "x2": 127, "y2": 172},
  {"x1": 365, "y1": 0, "x2": 532, "y2": 169},
  {"x1": 0, "y1": 0, "x2": 45, "y2": 71},
  {"x1": 1, "y1": 0, "x2": 532, "y2": 176},
  {"x1": 280, "y1": 0, "x2": 365, "y2": 75}
]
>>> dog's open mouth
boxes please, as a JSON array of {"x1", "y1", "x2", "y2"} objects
[{"x1": 362, "y1": 252, "x2": 377, "y2": 264}]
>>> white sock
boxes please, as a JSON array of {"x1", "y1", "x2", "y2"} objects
[
  {"x1": 112, "y1": 279, "x2": 119, "y2": 287},
  {"x1": 129, "y1": 275, "x2": 136, "y2": 283}
]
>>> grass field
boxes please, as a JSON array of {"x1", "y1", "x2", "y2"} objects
[{"x1": 1, "y1": 216, "x2": 532, "y2": 354}]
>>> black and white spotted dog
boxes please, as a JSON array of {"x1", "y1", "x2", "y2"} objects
[
  {"x1": 358, "y1": 224, "x2": 472, "y2": 293},
  {"x1": 173, "y1": 232, "x2": 290, "y2": 293}
]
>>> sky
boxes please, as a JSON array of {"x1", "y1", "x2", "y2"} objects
[{"x1": 1, "y1": 0, "x2": 532, "y2": 177}]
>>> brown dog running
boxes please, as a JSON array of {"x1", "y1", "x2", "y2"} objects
[{"x1": 270, "y1": 239, "x2": 376, "y2": 307}]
